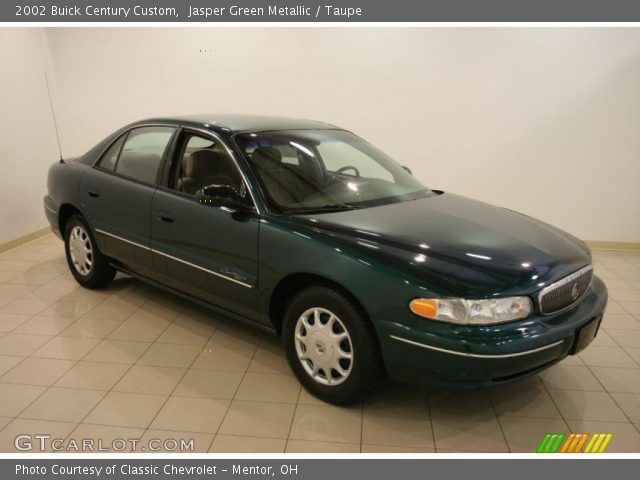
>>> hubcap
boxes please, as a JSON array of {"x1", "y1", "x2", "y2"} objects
[
  {"x1": 68, "y1": 226, "x2": 93, "y2": 276},
  {"x1": 294, "y1": 307, "x2": 353, "y2": 386}
]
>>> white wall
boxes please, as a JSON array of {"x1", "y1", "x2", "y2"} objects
[
  {"x1": 0, "y1": 29, "x2": 61, "y2": 245},
  {"x1": 25, "y1": 28, "x2": 640, "y2": 242}
]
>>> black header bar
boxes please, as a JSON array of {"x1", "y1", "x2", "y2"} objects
[{"x1": 3, "y1": 0, "x2": 640, "y2": 22}]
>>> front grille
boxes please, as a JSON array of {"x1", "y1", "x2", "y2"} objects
[{"x1": 539, "y1": 265, "x2": 593, "y2": 315}]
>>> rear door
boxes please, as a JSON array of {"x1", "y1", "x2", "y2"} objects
[
  {"x1": 82, "y1": 125, "x2": 176, "y2": 277},
  {"x1": 150, "y1": 129, "x2": 261, "y2": 321}
]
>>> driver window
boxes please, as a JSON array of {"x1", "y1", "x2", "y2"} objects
[{"x1": 173, "y1": 133, "x2": 244, "y2": 196}]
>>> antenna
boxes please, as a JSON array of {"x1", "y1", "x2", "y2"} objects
[{"x1": 44, "y1": 72, "x2": 64, "y2": 161}]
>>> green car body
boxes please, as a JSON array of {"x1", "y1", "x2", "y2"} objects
[{"x1": 44, "y1": 115, "x2": 607, "y2": 393}]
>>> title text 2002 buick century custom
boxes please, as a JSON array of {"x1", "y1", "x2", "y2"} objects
[{"x1": 44, "y1": 115, "x2": 607, "y2": 404}]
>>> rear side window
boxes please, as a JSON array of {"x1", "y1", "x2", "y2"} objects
[
  {"x1": 98, "y1": 134, "x2": 126, "y2": 171},
  {"x1": 115, "y1": 126, "x2": 175, "y2": 184}
]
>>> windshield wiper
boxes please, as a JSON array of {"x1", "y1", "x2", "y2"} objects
[{"x1": 286, "y1": 203, "x2": 364, "y2": 215}]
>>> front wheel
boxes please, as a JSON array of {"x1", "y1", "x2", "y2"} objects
[
  {"x1": 283, "y1": 286, "x2": 383, "y2": 405},
  {"x1": 64, "y1": 214, "x2": 115, "y2": 289}
]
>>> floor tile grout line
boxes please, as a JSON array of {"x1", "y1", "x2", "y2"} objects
[
  {"x1": 61, "y1": 296, "x2": 180, "y2": 446},
  {"x1": 1, "y1": 266, "x2": 117, "y2": 317},
  {"x1": 0, "y1": 278, "x2": 115, "y2": 338},
  {"x1": 6, "y1": 375, "x2": 625, "y2": 423},
  {"x1": 485, "y1": 390, "x2": 511, "y2": 453},
  {"x1": 425, "y1": 389, "x2": 437, "y2": 453},
  {"x1": 0, "y1": 352, "x2": 94, "y2": 437},
  {"x1": 0, "y1": 233, "x2": 59, "y2": 258},
  {"x1": 616, "y1": 298, "x2": 640, "y2": 318},
  {"x1": 358, "y1": 399, "x2": 364, "y2": 453},
  {"x1": 0, "y1": 356, "x2": 80, "y2": 389},
  {"x1": 3, "y1": 240, "x2": 640, "y2": 451},
  {"x1": 584, "y1": 290, "x2": 640, "y2": 370},
  {"x1": 539, "y1": 374, "x2": 573, "y2": 434},
  {"x1": 203, "y1": 336, "x2": 263, "y2": 453},
  {"x1": 283, "y1": 381, "x2": 304, "y2": 454},
  {"x1": 544, "y1": 288, "x2": 640, "y2": 430},
  {"x1": 0, "y1": 290, "x2": 144, "y2": 436},
  {"x1": 141, "y1": 318, "x2": 221, "y2": 453},
  {"x1": 582, "y1": 361, "x2": 638, "y2": 426},
  {"x1": 598, "y1": 324, "x2": 640, "y2": 368}
]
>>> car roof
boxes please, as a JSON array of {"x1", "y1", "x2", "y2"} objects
[{"x1": 136, "y1": 114, "x2": 339, "y2": 135}]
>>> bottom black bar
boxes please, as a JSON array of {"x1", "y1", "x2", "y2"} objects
[{"x1": 3, "y1": 459, "x2": 637, "y2": 480}]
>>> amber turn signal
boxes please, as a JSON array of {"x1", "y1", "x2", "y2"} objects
[{"x1": 409, "y1": 298, "x2": 438, "y2": 319}]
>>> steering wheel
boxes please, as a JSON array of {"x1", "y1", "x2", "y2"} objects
[{"x1": 335, "y1": 165, "x2": 360, "y2": 177}]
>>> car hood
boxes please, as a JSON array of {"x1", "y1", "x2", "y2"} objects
[{"x1": 288, "y1": 193, "x2": 592, "y2": 297}]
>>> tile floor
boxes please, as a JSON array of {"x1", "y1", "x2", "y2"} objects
[{"x1": 0, "y1": 234, "x2": 640, "y2": 453}]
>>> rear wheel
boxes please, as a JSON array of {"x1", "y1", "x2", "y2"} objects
[
  {"x1": 283, "y1": 285, "x2": 383, "y2": 404},
  {"x1": 64, "y1": 214, "x2": 115, "y2": 289}
]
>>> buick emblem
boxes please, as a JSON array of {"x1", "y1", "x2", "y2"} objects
[{"x1": 571, "y1": 283, "x2": 579, "y2": 301}]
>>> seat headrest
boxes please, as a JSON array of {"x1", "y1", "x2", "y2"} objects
[
  {"x1": 117, "y1": 151, "x2": 161, "y2": 184},
  {"x1": 185, "y1": 150, "x2": 224, "y2": 178},
  {"x1": 251, "y1": 146, "x2": 282, "y2": 169}
]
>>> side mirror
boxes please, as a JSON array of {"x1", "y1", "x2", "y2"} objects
[
  {"x1": 196, "y1": 184, "x2": 253, "y2": 212},
  {"x1": 402, "y1": 165, "x2": 413, "y2": 175}
]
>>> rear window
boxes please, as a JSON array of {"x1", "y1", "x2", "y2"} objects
[{"x1": 97, "y1": 134, "x2": 126, "y2": 171}]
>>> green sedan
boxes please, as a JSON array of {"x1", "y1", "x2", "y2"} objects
[{"x1": 44, "y1": 115, "x2": 607, "y2": 404}]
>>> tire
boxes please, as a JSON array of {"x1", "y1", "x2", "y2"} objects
[
  {"x1": 283, "y1": 285, "x2": 383, "y2": 405},
  {"x1": 64, "y1": 214, "x2": 115, "y2": 289}
]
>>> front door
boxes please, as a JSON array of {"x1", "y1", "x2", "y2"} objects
[{"x1": 150, "y1": 130, "x2": 260, "y2": 321}]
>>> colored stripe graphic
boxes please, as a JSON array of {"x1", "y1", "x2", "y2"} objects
[
  {"x1": 562, "y1": 433, "x2": 588, "y2": 453},
  {"x1": 584, "y1": 434, "x2": 598, "y2": 453},
  {"x1": 536, "y1": 433, "x2": 552, "y2": 453},
  {"x1": 598, "y1": 434, "x2": 613, "y2": 453},
  {"x1": 537, "y1": 433, "x2": 613, "y2": 453},
  {"x1": 560, "y1": 433, "x2": 579, "y2": 453},
  {"x1": 584, "y1": 433, "x2": 613, "y2": 453},
  {"x1": 573, "y1": 434, "x2": 589, "y2": 453},
  {"x1": 537, "y1": 433, "x2": 565, "y2": 453}
]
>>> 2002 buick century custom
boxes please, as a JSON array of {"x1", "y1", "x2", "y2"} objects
[{"x1": 44, "y1": 115, "x2": 607, "y2": 404}]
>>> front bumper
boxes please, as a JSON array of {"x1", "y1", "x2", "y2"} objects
[{"x1": 377, "y1": 275, "x2": 608, "y2": 388}]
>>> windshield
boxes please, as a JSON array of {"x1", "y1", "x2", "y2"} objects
[{"x1": 235, "y1": 129, "x2": 429, "y2": 214}]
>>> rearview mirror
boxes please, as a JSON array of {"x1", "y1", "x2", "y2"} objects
[{"x1": 196, "y1": 184, "x2": 253, "y2": 212}]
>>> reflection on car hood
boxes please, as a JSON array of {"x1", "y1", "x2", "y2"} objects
[{"x1": 289, "y1": 193, "x2": 592, "y2": 297}]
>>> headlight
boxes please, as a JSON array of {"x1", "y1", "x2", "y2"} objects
[{"x1": 409, "y1": 296, "x2": 532, "y2": 325}]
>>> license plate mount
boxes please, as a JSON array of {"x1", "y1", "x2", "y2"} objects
[{"x1": 571, "y1": 316, "x2": 601, "y2": 355}]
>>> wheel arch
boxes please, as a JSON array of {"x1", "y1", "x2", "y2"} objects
[
  {"x1": 58, "y1": 203, "x2": 83, "y2": 236},
  {"x1": 268, "y1": 272, "x2": 374, "y2": 336}
]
